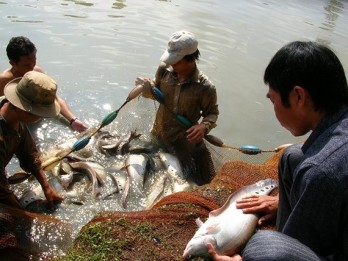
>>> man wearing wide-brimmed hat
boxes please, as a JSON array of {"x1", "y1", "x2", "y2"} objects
[
  {"x1": 0, "y1": 36, "x2": 87, "y2": 132},
  {"x1": 136, "y1": 30, "x2": 219, "y2": 186},
  {"x1": 0, "y1": 71, "x2": 64, "y2": 209}
]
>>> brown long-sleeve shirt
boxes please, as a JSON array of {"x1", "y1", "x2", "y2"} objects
[
  {"x1": 0, "y1": 114, "x2": 41, "y2": 197},
  {"x1": 143, "y1": 63, "x2": 219, "y2": 144}
]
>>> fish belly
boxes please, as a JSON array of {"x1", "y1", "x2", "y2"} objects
[
  {"x1": 216, "y1": 211, "x2": 258, "y2": 255},
  {"x1": 183, "y1": 179, "x2": 277, "y2": 259}
]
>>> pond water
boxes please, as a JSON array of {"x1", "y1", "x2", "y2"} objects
[
  {"x1": 1, "y1": 0, "x2": 348, "y2": 257},
  {"x1": 1, "y1": 0, "x2": 347, "y2": 150}
]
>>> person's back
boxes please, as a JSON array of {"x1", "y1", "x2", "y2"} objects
[{"x1": 278, "y1": 107, "x2": 348, "y2": 258}]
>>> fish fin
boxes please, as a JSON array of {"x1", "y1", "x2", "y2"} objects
[
  {"x1": 208, "y1": 192, "x2": 237, "y2": 217},
  {"x1": 8, "y1": 172, "x2": 31, "y2": 184},
  {"x1": 209, "y1": 209, "x2": 221, "y2": 217},
  {"x1": 195, "y1": 217, "x2": 204, "y2": 227},
  {"x1": 121, "y1": 164, "x2": 130, "y2": 171},
  {"x1": 130, "y1": 128, "x2": 142, "y2": 140}
]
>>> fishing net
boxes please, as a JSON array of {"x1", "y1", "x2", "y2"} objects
[
  {"x1": 2, "y1": 95, "x2": 284, "y2": 260},
  {"x1": 0, "y1": 203, "x2": 73, "y2": 260},
  {"x1": 60, "y1": 96, "x2": 284, "y2": 260},
  {"x1": 106, "y1": 95, "x2": 278, "y2": 174},
  {"x1": 65, "y1": 148, "x2": 282, "y2": 261}
]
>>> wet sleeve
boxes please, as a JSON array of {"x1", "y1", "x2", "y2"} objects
[
  {"x1": 200, "y1": 83, "x2": 219, "y2": 132},
  {"x1": 142, "y1": 64, "x2": 166, "y2": 99},
  {"x1": 16, "y1": 126, "x2": 42, "y2": 174}
]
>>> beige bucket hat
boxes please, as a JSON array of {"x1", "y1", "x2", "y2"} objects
[
  {"x1": 160, "y1": 30, "x2": 198, "y2": 65},
  {"x1": 4, "y1": 71, "x2": 60, "y2": 118}
]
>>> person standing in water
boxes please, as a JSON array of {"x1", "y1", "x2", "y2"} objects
[{"x1": 136, "y1": 30, "x2": 219, "y2": 185}]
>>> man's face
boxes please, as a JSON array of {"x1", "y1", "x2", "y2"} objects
[
  {"x1": 21, "y1": 110, "x2": 42, "y2": 123},
  {"x1": 267, "y1": 87, "x2": 310, "y2": 137},
  {"x1": 170, "y1": 58, "x2": 194, "y2": 74},
  {"x1": 11, "y1": 51, "x2": 37, "y2": 76}
]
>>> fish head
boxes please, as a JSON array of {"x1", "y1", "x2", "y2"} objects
[
  {"x1": 58, "y1": 173, "x2": 74, "y2": 190},
  {"x1": 182, "y1": 235, "x2": 217, "y2": 260},
  {"x1": 19, "y1": 190, "x2": 45, "y2": 209}
]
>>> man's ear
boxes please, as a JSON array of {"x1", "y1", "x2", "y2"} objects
[{"x1": 293, "y1": 86, "x2": 308, "y2": 106}]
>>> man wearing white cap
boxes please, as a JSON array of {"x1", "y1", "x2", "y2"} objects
[
  {"x1": 136, "y1": 30, "x2": 219, "y2": 185},
  {"x1": 0, "y1": 71, "x2": 64, "y2": 209}
]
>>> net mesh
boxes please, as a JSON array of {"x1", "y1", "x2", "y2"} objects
[
  {"x1": 2, "y1": 96, "x2": 283, "y2": 259},
  {"x1": 70, "y1": 148, "x2": 283, "y2": 260},
  {"x1": 107, "y1": 96, "x2": 279, "y2": 173}
]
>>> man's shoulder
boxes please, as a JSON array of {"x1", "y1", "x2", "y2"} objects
[
  {"x1": 0, "y1": 69, "x2": 14, "y2": 95},
  {"x1": 0, "y1": 69, "x2": 14, "y2": 80},
  {"x1": 197, "y1": 71, "x2": 215, "y2": 89},
  {"x1": 34, "y1": 66, "x2": 44, "y2": 73}
]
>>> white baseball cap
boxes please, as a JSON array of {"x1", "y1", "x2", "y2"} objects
[{"x1": 160, "y1": 30, "x2": 198, "y2": 65}]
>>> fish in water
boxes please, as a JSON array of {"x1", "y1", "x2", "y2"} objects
[
  {"x1": 182, "y1": 178, "x2": 278, "y2": 260},
  {"x1": 19, "y1": 174, "x2": 71, "y2": 213},
  {"x1": 121, "y1": 153, "x2": 152, "y2": 208},
  {"x1": 98, "y1": 129, "x2": 141, "y2": 155},
  {"x1": 7, "y1": 168, "x2": 32, "y2": 184},
  {"x1": 144, "y1": 152, "x2": 196, "y2": 209},
  {"x1": 68, "y1": 161, "x2": 103, "y2": 198},
  {"x1": 157, "y1": 152, "x2": 185, "y2": 179}
]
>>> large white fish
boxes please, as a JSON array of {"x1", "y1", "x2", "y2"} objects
[
  {"x1": 182, "y1": 178, "x2": 277, "y2": 260},
  {"x1": 144, "y1": 152, "x2": 196, "y2": 209},
  {"x1": 158, "y1": 152, "x2": 185, "y2": 179},
  {"x1": 122, "y1": 153, "x2": 152, "y2": 208},
  {"x1": 19, "y1": 174, "x2": 71, "y2": 211},
  {"x1": 68, "y1": 161, "x2": 102, "y2": 197}
]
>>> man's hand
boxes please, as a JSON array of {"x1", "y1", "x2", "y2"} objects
[
  {"x1": 236, "y1": 194, "x2": 278, "y2": 225},
  {"x1": 135, "y1": 77, "x2": 151, "y2": 86},
  {"x1": 71, "y1": 119, "x2": 88, "y2": 132},
  {"x1": 186, "y1": 123, "x2": 206, "y2": 144},
  {"x1": 207, "y1": 243, "x2": 242, "y2": 261},
  {"x1": 43, "y1": 187, "x2": 64, "y2": 209}
]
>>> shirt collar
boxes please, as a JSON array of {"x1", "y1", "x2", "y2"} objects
[
  {"x1": 167, "y1": 65, "x2": 201, "y2": 84},
  {"x1": 302, "y1": 106, "x2": 348, "y2": 152}
]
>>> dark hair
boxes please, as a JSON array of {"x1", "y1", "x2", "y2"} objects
[
  {"x1": 6, "y1": 36, "x2": 37, "y2": 63},
  {"x1": 264, "y1": 41, "x2": 348, "y2": 114},
  {"x1": 183, "y1": 49, "x2": 200, "y2": 62}
]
